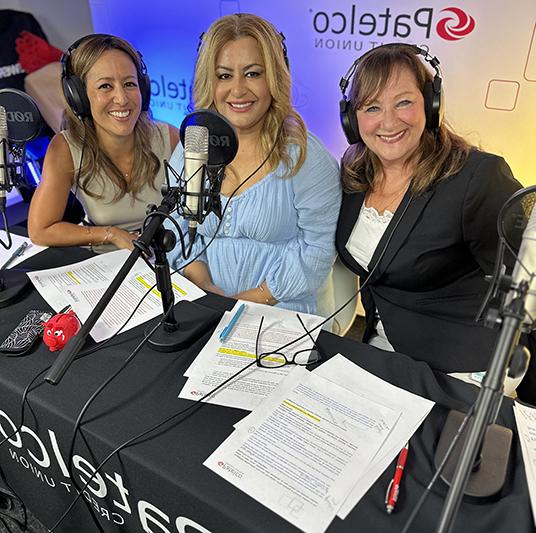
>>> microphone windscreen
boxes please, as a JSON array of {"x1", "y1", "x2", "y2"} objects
[
  {"x1": 184, "y1": 125, "x2": 209, "y2": 154},
  {"x1": 499, "y1": 186, "x2": 536, "y2": 253},
  {"x1": 499, "y1": 186, "x2": 536, "y2": 330},
  {"x1": 180, "y1": 109, "x2": 238, "y2": 166},
  {"x1": 0, "y1": 88, "x2": 42, "y2": 143}
]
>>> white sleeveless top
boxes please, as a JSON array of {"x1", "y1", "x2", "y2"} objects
[
  {"x1": 346, "y1": 203, "x2": 395, "y2": 351},
  {"x1": 62, "y1": 121, "x2": 171, "y2": 232}
]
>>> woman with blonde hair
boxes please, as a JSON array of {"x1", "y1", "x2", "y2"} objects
[
  {"x1": 29, "y1": 33, "x2": 179, "y2": 251},
  {"x1": 336, "y1": 43, "x2": 521, "y2": 371},
  {"x1": 167, "y1": 13, "x2": 341, "y2": 313}
]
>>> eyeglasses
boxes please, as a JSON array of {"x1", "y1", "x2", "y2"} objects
[{"x1": 255, "y1": 314, "x2": 323, "y2": 369}]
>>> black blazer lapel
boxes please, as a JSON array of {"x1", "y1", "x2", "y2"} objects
[
  {"x1": 336, "y1": 192, "x2": 368, "y2": 277},
  {"x1": 367, "y1": 188, "x2": 434, "y2": 283}
]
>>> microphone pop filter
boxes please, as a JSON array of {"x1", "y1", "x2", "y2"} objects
[
  {"x1": 498, "y1": 185, "x2": 536, "y2": 253},
  {"x1": 0, "y1": 89, "x2": 42, "y2": 143},
  {"x1": 180, "y1": 109, "x2": 238, "y2": 166}
]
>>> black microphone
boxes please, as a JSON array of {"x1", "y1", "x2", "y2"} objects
[
  {"x1": 434, "y1": 186, "x2": 536, "y2": 533},
  {"x1": 0, "y1": 88, "x2": 42, "y2": 143},
  {"x1": 0, "y1": 90, "x2": 42, "y2": 305},
  {"x1": 179, "y1": 109, "x2": 238, "y2": 168},
  {"x1": 176, "y1": 109, "x2": 238, "y2": 236}
]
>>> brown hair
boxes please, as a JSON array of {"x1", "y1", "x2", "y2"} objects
[
  {"x1": 63, "y1": 34, "x2": 161, "y2": 200},
  {"x1": 341, "y1": 43, "x2": 472, "y2": 195},
  {"x1": 194, "y1": 13, "x2": 307, "y2": 177}
]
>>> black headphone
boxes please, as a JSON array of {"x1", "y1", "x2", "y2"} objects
[
  {"x1": 61, "y1": 33, "x2": 151, "y2": 120},
  {"x1": 339, "y1": 44, "x2": 443, "y2": 145},
  {"x1": 197, "y1": 16, "x2": 290, "y2": 70}
]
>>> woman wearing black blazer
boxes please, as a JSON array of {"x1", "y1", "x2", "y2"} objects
[{"x1": 336, "y1": 43, "x2": 522, "y2": 376}]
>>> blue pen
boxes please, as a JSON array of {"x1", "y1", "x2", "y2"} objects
[
  {"x1": 219, "y1": 303, "x2": 246, "y2": 341},
  {"x1": 1, "y1": 241, "x2": 30, "y2": 270}
]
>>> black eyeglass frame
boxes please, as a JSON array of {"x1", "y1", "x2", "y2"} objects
[{"x1": 255, "y1": 314, "x2": 323, "y2": 369}]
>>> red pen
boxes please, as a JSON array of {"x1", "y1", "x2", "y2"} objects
[{"x1": 385, "y1": 442, "x2": 409, "y2": 514}]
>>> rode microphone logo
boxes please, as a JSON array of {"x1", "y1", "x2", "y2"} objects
[
  {"x1": 436, "y1": 7, "x2": 476, "y2": 41},
  {"x1": 6, "y1": 111, "x2": 35, "y2": 123},
  {"x1": 209, "y1": 135, "x2": 230, "y2": 147}
]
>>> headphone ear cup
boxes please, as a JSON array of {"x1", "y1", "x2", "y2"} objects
[
  {"x1": 423, "y1": 77, "x2": 442, "y2": 131},
  {"x1": 339, "y1": 97, "x2": 361, "y2": 145},
  {"x1": 139, "y1": 73, "x2": 151, "y2": 112},
  {"x1": 62, "y1": 74, "x2": 91, "y2": 119}
]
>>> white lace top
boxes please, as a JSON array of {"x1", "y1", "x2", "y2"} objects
[{"x1": 345, "y1": 203, "x2": 395, "y2": 351}]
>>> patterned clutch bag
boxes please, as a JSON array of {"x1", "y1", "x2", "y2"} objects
[{"x1": 0, "y1": 309, "x2": 53, "y2": 356}]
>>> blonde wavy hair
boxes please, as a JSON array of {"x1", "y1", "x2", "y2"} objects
[
  {"x1": 341, "y1": 43, "x2": 472, "y2": 195},
  {"x1": 63, "y1": 34, "x2": 161, "y2": 200},
  {"x1": 194, "y1": 13, "x2": 307, "y2": 177}
]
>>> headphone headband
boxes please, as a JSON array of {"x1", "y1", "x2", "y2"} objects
[
  {"x1": 339, "y1": 44, "x2": 441, "y2": 97},
  {"x1": 197, "y1": 18, "x2": 290, "y2": 69}
]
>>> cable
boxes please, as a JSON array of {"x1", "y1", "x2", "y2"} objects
[
  {"x1": 0, "y1": 282, "x2": 158, "y2": 448},
  {"x1": 503, "y1": 237, "x2": 536, "y2": 327},
  {"x1": 57, "y1": 308, "x2": 173, "y2": 533},
  {"x1": 0, "y1": 210, "x2": 12, "y2": 249},
  {"x1": 0, "y1": 283, "x2": 159, "y2": 531},
  {"x1": 48, "y1": 189, "x2": 416, "y2": 529},
  {"x1": 0, "y1": 277, "x2": 157, "y2": 450},
  {"x1": 155, "y1": 121, "x2": 283, "y2": 275},
  {"x1": 259, "y1": 193, "x2": 415, "y2": 355},
  {"x1": 475, "y1": 238, "x2": 507, "y2": 323},
  {"x1": 49, "y1": 351, "x2": 260, "y2": 531}
]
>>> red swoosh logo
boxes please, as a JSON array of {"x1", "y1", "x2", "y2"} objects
[{"x1": 437, "y1": 7, "x2": 476, "y2": 41}]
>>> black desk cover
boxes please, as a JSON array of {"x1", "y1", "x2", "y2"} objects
[{"x1": 0, "y1": 247, "x2": 531, "y2": 533}]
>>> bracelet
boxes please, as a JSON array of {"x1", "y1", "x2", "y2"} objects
[
  {"x1": 83, "y1": 226, "x2": 93, "y2": 246},
  {"x1": 258, "y1": 283, "x2": 271, "y2": 305},
  {"x1": 102, "y1": 226, "x2": 113, "y2": 245}
]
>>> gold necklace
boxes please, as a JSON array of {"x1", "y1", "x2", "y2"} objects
[{"x1": 366, "y1": 181, "x2": 410, "y2": 214}]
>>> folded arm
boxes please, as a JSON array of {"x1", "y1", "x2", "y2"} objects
[{"x1": 28, "y1": 134, "x2": 137, "y2": 250}]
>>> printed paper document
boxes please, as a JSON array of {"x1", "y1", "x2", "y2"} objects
[
  {"x1": 179, "y1": 301, "x2": 324, "y2": 411},
  {"x1": 205, "y1": 366, "x2": 401, "y2": 533},
  {"x1": 313, "y1": 354, "x2": 435, "y2": 518},
  {"x1": 235, "y1": 354, "x2": 435, "y2": 518},
  {"x1": 27, "y1": 249, "x2": 205, "y2": 341},
  {"x1": 514, "y1": 401, "x2": 536, "y2": 525}
]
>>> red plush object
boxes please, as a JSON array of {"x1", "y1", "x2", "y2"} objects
[
  {"x1": 15, "y1": 30, "x2": 63, "y2": 74},
  {"x1": 42, "y1": 310, "x2": 81, "y2": 352}
]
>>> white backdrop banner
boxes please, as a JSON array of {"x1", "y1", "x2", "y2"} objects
[{"x1": 89, "y1": 0, "x2": 536, "y2": 185}]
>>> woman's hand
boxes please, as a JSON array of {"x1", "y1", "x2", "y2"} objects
[
  {"x1": 106, "y1": 227, "x2": 140, "y2": 250},
  {"x1": 232, "y1": 281, "x2": 277, "y2": 305}
]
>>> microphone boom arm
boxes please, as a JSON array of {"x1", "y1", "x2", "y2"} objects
[
  {"x1": 44, "y1": 188, "x2": 178, "y2": 385},
  {"x1": 436, "y1": 281, "x2": 529, "y2": 533}
]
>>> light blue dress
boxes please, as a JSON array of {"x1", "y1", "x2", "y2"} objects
[{"x1": 165, "y1": 132, "x2": 341, "y2": 314}]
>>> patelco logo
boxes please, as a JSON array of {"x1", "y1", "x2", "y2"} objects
[
  {"x1": 217, "y1": 461, "x2": 244, "y2": 478},
  {"x1": 310, "y1": 4, "x2": 477, "y2": 50},
  {"x1": 436, "y1": 7, "x2": 476, "y2": 41}
]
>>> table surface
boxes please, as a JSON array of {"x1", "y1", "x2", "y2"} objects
[{"x1": 0, "y1": 245, "x2": 532, "y2": 533}]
